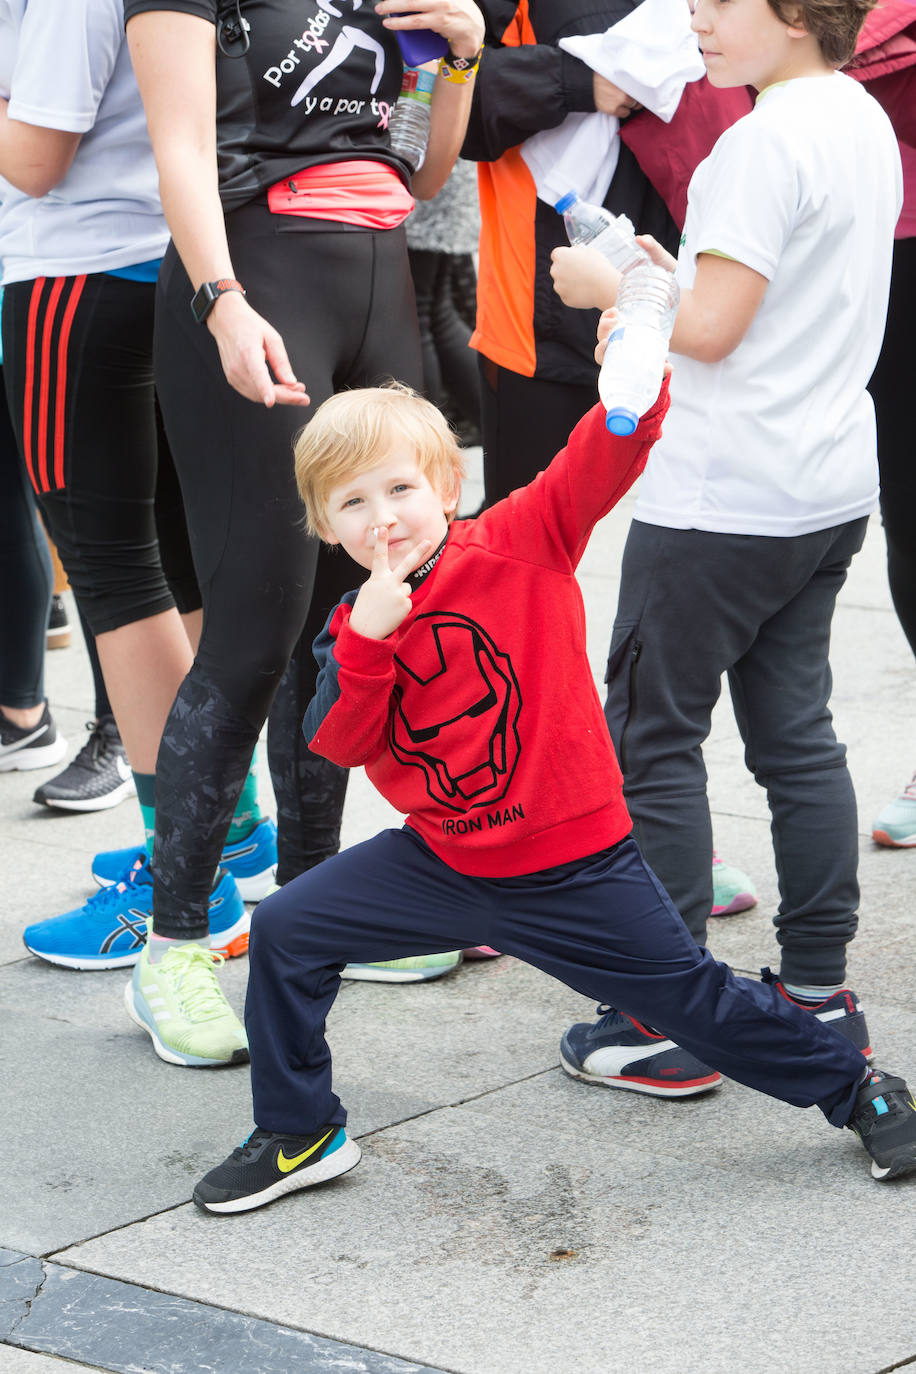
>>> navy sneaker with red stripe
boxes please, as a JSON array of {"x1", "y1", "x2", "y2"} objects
[
  {"x1": 560, "y1": 1007, "x2": 722, "y2": 1098},
  {"x1": 762, "y1": 969, "x2": 873, "y2": 1060}
]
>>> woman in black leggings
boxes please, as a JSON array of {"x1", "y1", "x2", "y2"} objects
[{"x1": 124, "y1": 0, "x2": 485, "y2": 1066}]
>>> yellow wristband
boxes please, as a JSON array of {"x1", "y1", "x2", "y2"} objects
[{"x1": 438, "y1": 47, "x2": 481, "y2": 84}]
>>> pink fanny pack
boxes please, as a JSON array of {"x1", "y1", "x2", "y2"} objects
[{"x1": 266, "y1": 160, "x2": 415, "y2": 229}]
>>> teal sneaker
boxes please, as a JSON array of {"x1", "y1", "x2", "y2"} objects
[
  {"x1": 124, "y1": 941, "x2": 249, "y2": 1067},
  {"x1": 711, "y1": 851, "x2": 758, "y2": 917},
  {"x1": 872, "y1": 774, "x2": 916, "y2": 847},
  {"x1": 341, "y1": 951, "x2": 463, "y2": 982},
  {"x1": 23, "y1": 856, "x2": 249, "y2": 969},
  {"x1": 92, "y1": 817, "x2": 278, "y2": 901}
]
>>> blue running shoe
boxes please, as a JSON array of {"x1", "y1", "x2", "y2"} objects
[
  {"x1": 560, "y1": 1006, "x2": 722, "y2": 1098},
  {"x1": 91, "y1": 817, "x2": 277, "y2": 902},
  {"x1": 24, "y1": 856, "x2": 249, "y2": 970}
]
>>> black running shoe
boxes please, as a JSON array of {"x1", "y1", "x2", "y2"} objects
[
  {"x1": 193, "y1": 1126, "x2": 361, "y2": 1213},
  {"x1": 847, "y1": 1068, "x2": 916, "y2": 1180},
  {"x1": 0, "y1": 702, "x2": 67, "y2": 773},
  {"x1": 46, "y1": 594, "x2": 71, "y2": 649},
  {"x1": 33, "y1": 715, "x2": 135, "y2": 811}
]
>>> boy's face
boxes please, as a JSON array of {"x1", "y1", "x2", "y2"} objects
[
  {"x1": 690, "y1": 0, "x2": 816, "y2": 90},
  {"x1": 320, "y1": 446, "x2": 458, "y2": 573}
]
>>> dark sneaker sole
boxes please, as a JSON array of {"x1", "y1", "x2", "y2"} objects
[
  {"x1": 193, "y1": 1136, "x2": 362, "y2": 1213},
  {"x1": 871, "y1": 1145, "x2": 916, "y2": 1181},
  {"x1": 560, "y1": 1052, "x2": 722, "y2": 1098}
]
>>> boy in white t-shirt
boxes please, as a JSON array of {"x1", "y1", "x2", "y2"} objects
[{"x1": 549, "y1": 0, "x2": 903, "y2": 1091}]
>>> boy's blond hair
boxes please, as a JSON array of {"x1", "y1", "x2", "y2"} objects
[
  {"x1": 766, "y1": 0, "x2": 876, "y2": 65},
  {"x1": 294, "y1": 383, "x2": 466, "y2": 538}
]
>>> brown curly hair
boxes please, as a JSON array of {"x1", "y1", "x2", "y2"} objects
[{"x1": 766, "y1": 0, "x2": 877, "y2": 66}]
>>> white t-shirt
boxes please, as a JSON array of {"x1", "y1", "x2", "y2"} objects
[
  {"x1": 0, "y1": 0, "x2": 168, "y2": 284},
  {"x1": 634, "y1": 73, "x2": 903, "y2": 537}
]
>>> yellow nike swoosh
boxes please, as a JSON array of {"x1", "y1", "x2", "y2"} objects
[{"x1": 276, "y1": 1130, "x2": 334, "y2": 1174}]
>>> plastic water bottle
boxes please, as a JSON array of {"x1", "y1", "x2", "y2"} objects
[
  {"x1": 554, "y1": 190, "x2": 649, "y2": 273},
  {"x1": 388, "y1": 66, "x2": 436, "y2": 172},
  {"x1": 598, "y1": 266, "x2": 679, "y2": 435}
]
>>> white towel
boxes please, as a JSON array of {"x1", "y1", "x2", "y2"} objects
[{"x1": 521, "y1": 0, "x2": 704, "y2": 209}]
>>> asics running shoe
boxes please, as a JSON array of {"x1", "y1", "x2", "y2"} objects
[
  {"x1": 847, "y1": 1068, "x2": 916, "y2": 1180},
  {"x1": 711, "y1": 851, "x2": 758, "y2": 916},
  {"x1": 872, "y1": 773, "x2": 916, "y2": 847},
  {"x1": 91, "y1": 817, "x2": 278, "y2": 902},
  {"x1": 560, "y1": 1006, "x2": 722, "y2": 1097},
  {"x1": 193, "y1": 1125, "x2": 361, "y2": 1213},
  {"x1": 341, "y1": 951, "x2": 463, "y2": 982},
  {"x1": 23, "y1": 856, "x2": 249, "y2": 969},
  {"x1": 33, "y1": 715, "x2": 135, "y2": 812},
  {"x1": 125, "y1": 941, "x2": 248, "y2": 1068},
  {"x1": 0, "y1": 702, "x2": 67, "y2": 772}
]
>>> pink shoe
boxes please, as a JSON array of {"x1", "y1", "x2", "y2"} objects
[{"x1": 463, "y1": 946, "x2": 502, "y2": 959}]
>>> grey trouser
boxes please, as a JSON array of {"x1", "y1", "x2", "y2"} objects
[{"x1": 604, "y1": 516, "x2": 868, "y2": 986}]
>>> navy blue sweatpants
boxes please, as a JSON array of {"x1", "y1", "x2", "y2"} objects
[{"x1": 245, "y1": 828, "x2": 865, "y2": 1136}]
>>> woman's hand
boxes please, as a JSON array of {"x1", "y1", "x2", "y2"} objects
[
  {"x1": 375, "y1": 0, "x2": 485, "y2": 61},
  {"x1": 550, "y1": 245, "x2": 620, "y2": 311},
  {"x1": 206, "y1": 291, "x2": 310, "y2": 408}
]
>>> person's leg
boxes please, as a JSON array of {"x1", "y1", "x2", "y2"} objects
[
  {"x1": 1, "y1": 274, "x2": 192, "y2": 776},
  {"x1": 407, "y1": 247, "x2": 444, "y2": 404},
  {"x1": 430, "y1": 255, "x2": 481, "y2": 435},
  {"x1": 478, "y1": 360, "x2": 596, "y2": 505},
  {"x1": 0, "y1": 364, "x2": 54, "y2": 720},
  {"x1": 727, "y1": 519, "x2": 867, "y2": 990},
  {"x1": 871, "y1": 236, "x2": 916, "y2": 657},
  {"x1": 266, "y1": 223, "x2": 424, "y2": 888}
]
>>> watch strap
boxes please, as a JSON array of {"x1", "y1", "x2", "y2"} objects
[{"x1": 190, "y1": 278, "x2": 246, "y2": 324}]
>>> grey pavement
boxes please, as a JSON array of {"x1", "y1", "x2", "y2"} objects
[{"x1": 3, "y1": 451, "x2": 916, "y2": 1374}]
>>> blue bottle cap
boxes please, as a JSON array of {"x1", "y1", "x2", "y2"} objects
[
  {"x1": 554, "y1": 191, "x2": 578, "y2": 213},
  {"x1": 605, "y1": 407, "x2": 638, "y2": 436}
]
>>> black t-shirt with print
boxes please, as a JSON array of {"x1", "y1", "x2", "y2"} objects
[{"x1": 124, "y1": 0, "x2": 411, "y2": 209}]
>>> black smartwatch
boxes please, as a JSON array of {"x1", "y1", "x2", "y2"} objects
[{"x1": 190, "y1": 278, "x2": 246, "y2": 324}]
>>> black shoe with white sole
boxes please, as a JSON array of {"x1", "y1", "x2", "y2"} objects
[
  {"x1": 0, "y1": 702, "x2": 67, "y2": 772},
  {"x1": 193, "y1": 1125, "x2": 361, "y2": 1213},
  {"x1": 847, "y1": 1069, "x2": 916, "y2": 1181},
  {"x1": 33, "y1": 715, "x2": 135, "y2": 811}
]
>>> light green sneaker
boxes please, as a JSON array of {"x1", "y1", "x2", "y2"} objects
[
  {"x1": 710, "y1": 851, "x2": 758, "y2": 917},
  {"x1": 341, "y1": 951, "x2": 463, "y2": 983},
  {"x1": 124, "y1": 941, "x2": 249, "y2": 1067}
]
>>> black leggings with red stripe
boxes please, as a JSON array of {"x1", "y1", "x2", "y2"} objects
[{"x1": 1, "y1": 271, "x2": 199, "y2": 636}]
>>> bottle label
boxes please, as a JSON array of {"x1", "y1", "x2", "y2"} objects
[{"x1": 400, "y1": 68, "x2": 435, "y2": 103}]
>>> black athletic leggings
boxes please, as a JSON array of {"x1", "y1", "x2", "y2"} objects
[
  {"x1": 408, "y1": 248, "x2": 480, "y2": 433},
  {"x1": 869, "y1": 235, "x2": 916, "y2": 656},
  {"x1": 0, "y1": 365, "x2": 52, "y2": 709},
  {"x1": 1, "y1": 273, "x2": 199, "y2": 637},
  {"x1": 152, "y1": 204, "x2": 423, "y2": 937}
]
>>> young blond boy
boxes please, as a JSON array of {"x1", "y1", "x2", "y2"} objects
[
  {"x1": 192, "y1": 382, "x2": 916, "y2": 1213},
  {"x1": 550, "y1": 0, "x2": 904, "y2": 1088}
]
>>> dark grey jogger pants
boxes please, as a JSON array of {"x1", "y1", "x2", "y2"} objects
[{"x1": 604, "y1": 516, "x2": 869, "y2": 987}]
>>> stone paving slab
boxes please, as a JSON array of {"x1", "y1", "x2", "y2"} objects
[
  {"x1": 49, "y1": 1079, "x2": 916, "y2": 1374},
  {"x1": 0, "y1": 1250, "x2": 444, "y2": 1374}
]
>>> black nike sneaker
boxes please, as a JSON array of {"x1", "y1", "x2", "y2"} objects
[
  {"x1": 0, "y1": 702, "x2": 67, "y2": 772},
  {"x1": 847, "y1": 1068, "x2": 916, "y2": 1180},
  {"x1": 193, "y1": 1126, "x2": 361, "y2": 1213},
  {"x1": 33, "y1": 715, "x2": 135, "y2": 811}
]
